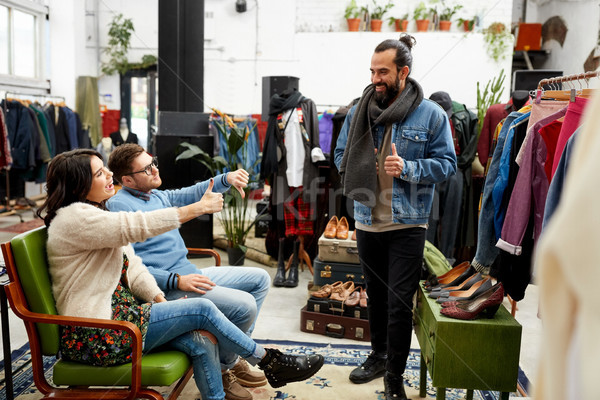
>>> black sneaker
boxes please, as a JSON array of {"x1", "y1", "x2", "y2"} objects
[
  {"x1": 349, "y1": 351, "x2": 387, "y2": 384},
  {"x1": 258, "y1": 348, "x2": 324, "y2": 388},
  {"x1": 384, "y1": 371, "x2": 408, "y2": 400}
]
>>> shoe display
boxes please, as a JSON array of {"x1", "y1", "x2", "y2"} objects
[
  {"x1": 310, "y1": 281, "x2": 343, "y2": 298},
  {"x1": 231, "y1": 358, "x2": 267, "y2": 387},
  {"x1": 222, "y1": 370, "x2": 252, "y2": 400},
  {"x1": 349, "y1": 351, "x2": 387, "y2": 384},
  {"x1": 428, "y1": 273, "x2": 483, "y2": 299},
  {"x1": 336, "y1": 216, "x2": 349, "y2": 240},
  {"x1": 273, "y1": 238, "x2": 287, "y2": 287},
  {"x1": 437, "y1": 278, "x2": 493, "y2": 304},
  {"x1": 324, "y1": 216, "x2": 338, "y2": 239},
  {"x1": 329, "y1": 281, "x2": 355, "y2": 302},
  {"x1": 384, "y1": 371, "x2": 408, "y2": 400},
  {"x1": 345, "y1": 286, "x2": 362, "y2": 307},
  {"x1": 258, "y1": 348, "x2": 324, "y2": 388},
  {"x1": 424, "y1": 262, "x2": 470, "y2": 291},
  {"x1": 427, "y1": 265, "x2": 475, "y2": 293},
  {"x1": 441, "y1": 282, "x2": 504, "y2": 320},
  {"x1": 359, "y1": 287, "x2": 368, "y2": 308}
]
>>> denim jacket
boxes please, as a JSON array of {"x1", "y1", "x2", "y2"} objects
[{"x1": 334, "y1": 99, "x2": 457, "y2": 225}]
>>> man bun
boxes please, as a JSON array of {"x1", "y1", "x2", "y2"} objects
[{"x1": 398, "y1": 34, "x2": 416, "y2": 51}]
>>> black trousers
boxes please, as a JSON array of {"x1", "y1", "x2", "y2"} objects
[{"x1": 356, "y1": 227, "x2": 426, "y2": 375}]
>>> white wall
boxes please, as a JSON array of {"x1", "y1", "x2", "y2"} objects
[
  {"x1": 45, "y1": 0, "x2": 513, "y2": 113},
  {"x1": 525, "y1": 0, "x2": 600, "y2": 82}
]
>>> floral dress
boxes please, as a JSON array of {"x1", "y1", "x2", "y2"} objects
[{"x1": 59, "y1": 253, "x2": 153, "y2": 366}]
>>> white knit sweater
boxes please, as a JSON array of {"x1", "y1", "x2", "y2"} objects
[{"x1": 47, "y1": 202, "x2": 181, "y2": 320}]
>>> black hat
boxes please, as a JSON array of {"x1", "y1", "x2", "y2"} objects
[{"x1": 429, "y1": 91, "x2": 453, "y2": 118}]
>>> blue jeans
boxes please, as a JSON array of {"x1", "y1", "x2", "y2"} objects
[
  {"x1": 164, "y1": 266, "x2": 270, "y2": 369},
  {"x1": 144, "y1": 298, "x2": 266, "y2": 400}
]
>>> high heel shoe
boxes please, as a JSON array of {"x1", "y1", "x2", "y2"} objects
[
  {"x1": 336, "y1": 216, "x2": 349, "y2": 240},
  {"x1": 427, "y1": 265, "x2": 475, "y2": 293},
  {"x1": 428, "y1": 273, "x2": 483, "y2": 299},
  {"x1": 424, "y1": 262, "x2": 470, "y2": 291},
  {"x1": 441, "y1": 282, "x2": 504, "y2": 320},
  {"x1": 437, "y1": 278, "x2": 493, "y2": 304},
  {"x1": 359, "y1": 287, "x2": 368, "y2": 308},
  {"x1": 324, "y1": 216, "x2": 338, "y2": 239}
]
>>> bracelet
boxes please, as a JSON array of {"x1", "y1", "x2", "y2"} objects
[{"x1": 176, "y1": 273, "x2": 181, "y2": 289}]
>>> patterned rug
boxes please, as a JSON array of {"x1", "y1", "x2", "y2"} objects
[
  {"x1": 0, "y1": 340, "x2": 529, "y2": 399},
  {"x1": 0, "y1": 218, "x2": 44, "y2": 233}
]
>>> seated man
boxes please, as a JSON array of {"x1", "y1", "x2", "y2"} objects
[{"x1": 107, "y1": 144, "x2": 271, "y2": 400}]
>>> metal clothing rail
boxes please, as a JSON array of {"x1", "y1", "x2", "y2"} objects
[
  {"x1": 3, "y1": 91, "x2": 65, "y2": 104},
  {"x1": 537, "y1": 70, "x2": 600, "y2": 90}
]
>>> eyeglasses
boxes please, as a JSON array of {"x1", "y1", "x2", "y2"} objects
[{"x1": 125, "y1": 157, "x2": 158, "y2": 176}]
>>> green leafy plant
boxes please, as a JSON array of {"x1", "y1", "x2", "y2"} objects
[
  {"x1": 413, "y1": 2, "x2": 430, "y2": 20},
  {"x1": 458, "y1": 16, "x2": 476, "y2": 31},
  {"x1": 483, "y1": 22, "x2": 514, "y2": 63},
  {"x1": 438, "y1": 3, "x2": 463, "y2": 21},
  {"x1": 370, "y1": 0, "x2": 393, "y2": 20},
  {"x1": 344, "y1": 0, "x2": 361, "y2": 19},
  {"x1": 476, "y1": 69, "x2": 506, "y2": 135},
  {"x1": 387, "y1": 13, "x2": 410, "y2": 26},
  {"x1": 176, "y1": 109, "x2": 261, "y2": 252},
  {"x1": 101, "y1": 14, "x2": 157, "y2": 75}
]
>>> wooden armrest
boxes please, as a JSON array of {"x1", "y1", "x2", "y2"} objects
[
  {"x1": 4, "y1": 281, "x2": 143, "y2": 394},
  {"x1": 187, "y1": 248, "x2": 221, "y2": 266}
]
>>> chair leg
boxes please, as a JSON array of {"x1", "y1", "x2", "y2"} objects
[{"x1": 167, "y1": 366, "x2": 194, "y2": 400}]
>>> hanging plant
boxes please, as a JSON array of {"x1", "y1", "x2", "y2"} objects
[
  {"x1": 483, "y1": 22, "x2": 513, "y2": 63},
  {"x1": 101, "y1": 14, "x2": 157, "y2": 75}
]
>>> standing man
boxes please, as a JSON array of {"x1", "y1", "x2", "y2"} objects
[
  {"x1": 334, "y1": 35, "x2": 457, "y2": 400},
  {"x1": 107, "y1": 144, "x2": 271, "y2": 400}
]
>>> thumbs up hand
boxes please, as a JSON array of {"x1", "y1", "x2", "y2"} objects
[
  {"x1": 199, "y1": 179, "x2": 224, "y2": 214},
  {"x1": 384, "y1": 143, "x2": 404, "y2": 178},
  {"x1": 227, "y1": 169, "x2": 250, "y2": 199}
]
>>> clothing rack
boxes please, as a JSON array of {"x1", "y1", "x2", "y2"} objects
[
  {"x1": 0, "y1": 91, "x2": 61, "y2": 216},
  {"x1": 536, "y1": 70, "x2": 600, "y2": 90}
]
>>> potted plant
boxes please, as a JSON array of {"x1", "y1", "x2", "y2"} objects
[
  {"x1": 437, "y1": 2, "x2": 462, "y2": 31},
  {"x1": 458, "y1": 16, "x2": 476, "y2": 32},
  {"x1": 483, "y1": 22, "x2": 514, "y2": 63},
  {"x1": 369, "y1": 0, "x2": 393, "y2": 32},
  {"x1": 176, "y1": 109, "x2": 260, "y2": 266},
  {"x1": 413, "y1": 2, "x2": 431, "y2": 32},
  {"x1": 345, "y1": 0, "x2": 362, "y2": 31},
  {"x1": 388, "y1": 13, "x2": 410, "y2": 32}
]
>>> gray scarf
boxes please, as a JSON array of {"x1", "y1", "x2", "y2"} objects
[{"x1": 339, "y1": 78, "x2": 424, "y2": 208}]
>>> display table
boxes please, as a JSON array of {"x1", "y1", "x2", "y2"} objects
[{"x1": 414, "y1": 283, "x2": 522, "y2": 400}]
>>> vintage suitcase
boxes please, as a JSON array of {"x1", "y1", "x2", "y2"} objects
[
  {"x1": 306, "y1": 296, "x2": 368, "y2": 320},
  {"x1": 317, "y1": 232, "x2": 360, "y2": 264},
  {"x1": 313, "y1": 258, "x2": 365, "y2": 287},
  {"x1": 300, "y1": 306, "x2": 370, "y2": 342}
]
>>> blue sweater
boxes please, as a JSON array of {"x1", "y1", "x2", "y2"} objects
[{"x1": 106, "y1": 174, "x2": 231, "y2": 291}]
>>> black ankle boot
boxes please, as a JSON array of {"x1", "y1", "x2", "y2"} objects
[
  {"x1": 258, "y1": 348, "x2": 324, "y2": 388},
  {"x1": 349, "y1": 351, "x2": 387, "y2": 384},
  {"x1": 384, "y1": 371, "x2": 408, "y2": 400},
  {"x1": 273, "y1": 238, "x2": 286, "y2": 287},
  {"x1": 284, "y1": 239, "x2": 299, "y2": 287}
]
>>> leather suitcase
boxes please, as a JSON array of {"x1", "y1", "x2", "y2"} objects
[
  {"x1": 313, "y1": 258, "x2": 365, "y2": 287},
  {"x1": 317, "y1": 232, "x2": 360, "y2": 264},
  {"x1": 306, "y1": 297, "x2": 368, "y2": 320},
  {"x1": 300, "y1": 306, "x2": 370, "y2": 342}
]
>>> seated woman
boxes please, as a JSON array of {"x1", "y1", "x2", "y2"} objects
[{"x1": 37, "y1": 149, "x2": 324, "y2": 400}]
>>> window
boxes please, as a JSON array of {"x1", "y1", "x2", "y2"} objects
[{"x1": 0, "y1": 1, "x2": 47, "y2": 90}]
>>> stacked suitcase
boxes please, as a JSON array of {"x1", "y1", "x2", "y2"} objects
[{"x1": 300, "y1": 230, "x2": 371, "y2": 341}]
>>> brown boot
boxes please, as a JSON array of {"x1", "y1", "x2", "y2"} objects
[
  {"x1": 222, "y1": 370, "x2": 252, "y2": 400},
  {"x1": 231, "y1": 358, "x2": 267, "y2": 387}
]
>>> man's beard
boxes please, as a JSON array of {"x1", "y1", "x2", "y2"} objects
[{"x1": 374, "y1": 75, "x2": 400, "y2": 108}]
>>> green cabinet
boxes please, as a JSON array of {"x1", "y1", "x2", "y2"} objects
[{"x1": 414, "y1": 283, "x2": 522, "y2": 400}]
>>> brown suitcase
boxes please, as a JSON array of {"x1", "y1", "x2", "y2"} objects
[{"x1": 300, "y1": 306, "x2": 370, "y2": 342}]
